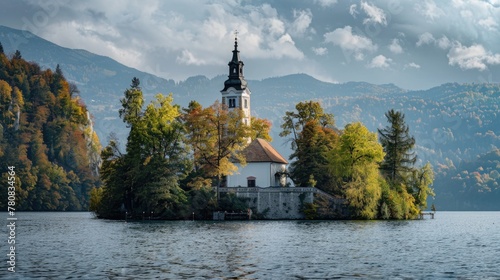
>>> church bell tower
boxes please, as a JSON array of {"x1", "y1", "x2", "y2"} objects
[{"x1": 221, "y1": 32, "x2": 251, "y2": 127}]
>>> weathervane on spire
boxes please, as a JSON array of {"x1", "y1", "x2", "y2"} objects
[{"x1": 234, "y1": 29, "x2": 239, "y2": 41}]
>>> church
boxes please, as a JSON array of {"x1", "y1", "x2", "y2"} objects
[{"x1": 221, "y1": 35, "x2": 289, "y2": 188}]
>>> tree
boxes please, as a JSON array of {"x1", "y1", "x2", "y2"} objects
[
  {"x1": 13, "y1": 50, "x2": 22, "y2": 59},
  {"x1": 119, "y1": 77, "x2": 143, "y2": 126},
  {"x1": 289, "y1": 119, "x2": 337, "y2": 187},
  {"x1": 280, "y1": 101, "x2": 337, "y2": 188},
  {"x1": 330, "y1": 122, "x2": 384, "y2": 183},
  {"x1": 0, "y1": 42, "x2": 3, "y2": 54},
  {"x1": 378, "y1": 109, "x2": 416, "y2": 184},
  {"x1": 94, "y1": 79, "x2": 189, "y2": 219},
  {"x1": 250, "y1": 116, "x2": 272, "y2": 141},
  {"x1": 280, "y1": 100, "x2": 335, "y2": 148},
  {"x1": 328, "y1": 122, "x2": 384, "y2": 218},
  {"x1": 183, "y1": 100, "x2": 250, "y2": 203},
  {"x1": 408, "y1": 162, "x2": 435, "y2": 210}
]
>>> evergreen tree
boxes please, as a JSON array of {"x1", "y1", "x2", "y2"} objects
[
  {"x1": 0, "y1": 42, "x2": 4, "y2": 54},
  {"x1": 119, "y1": 77, "x2": 143, "y2": 126},
  {"x1": 13, "y1": 50, "x2": 22, "y2": 59},
  {"x1": 378, "y1": 109, "x2": 416, "y2": 184}
]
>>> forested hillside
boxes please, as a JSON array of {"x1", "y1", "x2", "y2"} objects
[{"x1": 0, "y1": 47, "x2": 101, "y2": 210}]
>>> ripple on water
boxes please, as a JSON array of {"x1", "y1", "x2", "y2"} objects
[{"x1": 2, "y1": 212, "x2": 500, "y2": 279}]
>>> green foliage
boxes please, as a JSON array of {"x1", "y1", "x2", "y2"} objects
[
  {"x1": 374, "y1": 110, "x2": 435, "y2": 218},
  {"x1": 281, "y1": 101, "x2": 338, "y2": 188},
  {"x1": 0, "y1": 54, "x2": 101, "y2": 211},
  {"x1": 95, "y1": 79, "x2": 190, "y2": 219},
  {"x1": 218, "y1": 192, "x2": 249, "y2": 212},
  {"x1": 378, "y1": 109, "x2": 417, "y2": 184},
  {"x1": 302, "y1": 202, "x2": 318, "y2": 220},
  {"x1": 250, "y1": 116, "x2": 272, "y2": 141}
]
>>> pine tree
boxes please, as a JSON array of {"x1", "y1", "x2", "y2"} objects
[{"x1": 378, "y1": 109, "x2": 416, "y2": 184}]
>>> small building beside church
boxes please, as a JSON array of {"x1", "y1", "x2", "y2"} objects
[{"x1": 227, "y1": 138, "x2": 288, "y2": 188}]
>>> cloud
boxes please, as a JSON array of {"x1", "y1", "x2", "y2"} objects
[
  {"x1": 389, "y1": 39, "x2": 403, "y2": 54},
  {"x1": 436, "y1": 36, "x2": 451, "y2": 49},
  {"x1": 349, "y1": 4, "x2": 358, "y2": 18},
  {"x1": 416, "y1": 32, "x2": 435, "y2": 47},
  {"x1": 447, "y1": 43, "x2": 500, "y2": 71},
  {"x1": 315, "y1": 0, "x2": 337, "y2": 7},
  {"x1": 324, "y1": 26, "x2": 377, "y2": 61},
  {"x1": 360, "y1": 1, "x2": 387, "y2": 26},
  {"x1": 290, "y1": 9, "x2": 312, "y2": 36},
  {"x1": 405, "y1": 62, "x2": 421, "y2": 69},
  {"x1": 368, "y1": 55, "x2": 392, "y2": 69},
  {"x1": 478, "y1": 17, "x2": 498, "y2": 30},
  {"x1": 416, "y1": 33, "x2": 451, "y2": 50},
  {"x1": 177, "y1": 49, "x2": 206, "y2": 65},
  {"x1": 312, "y1": 47, "x2": 328, "y2": 56},
  {"x1": 415, "y1": 0, "x2": 445, "y2": 21}
]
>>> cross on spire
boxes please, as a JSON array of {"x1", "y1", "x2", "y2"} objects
[{"x1": 234, "y1": 29, "x2": 239, "y2": 41}]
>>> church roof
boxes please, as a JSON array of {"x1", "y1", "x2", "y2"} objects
[{"x1": 242, "y1": 138, "x2": 288, "y2": 164}]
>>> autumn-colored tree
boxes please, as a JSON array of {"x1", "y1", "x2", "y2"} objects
[
  {"x1": 0, "y1": 55, "x2": 101, "y2": 211},
  {"x1": 250, "y1": 116, "x2": 272, "y2": 141},
  {"x1": 183, "y1": 100, "x2": 250, "y2": 202},
  {"x1": 280, "y1": 101, "x2": 337, "y2": 188}
]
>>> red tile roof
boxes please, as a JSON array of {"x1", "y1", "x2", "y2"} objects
[{"x1": 242, "y1": 138, "x2": 288, "y2": 164}]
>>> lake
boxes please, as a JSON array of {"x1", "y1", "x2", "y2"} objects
[{"x1": 2, "y1": 212, "x2": 499, "y2": 279}]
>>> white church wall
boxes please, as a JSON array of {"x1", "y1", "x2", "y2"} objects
[{"x1": 227, "y1": 162, "x2": 274, "y2": 188}]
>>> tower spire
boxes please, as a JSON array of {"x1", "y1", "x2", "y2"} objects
[{"x1": 220, "y1": 33, "x2": 251, "y2": 128}]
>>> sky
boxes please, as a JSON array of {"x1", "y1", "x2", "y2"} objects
[{"x1": 1, "y1": 0, "x2": 500, "y2": 90}]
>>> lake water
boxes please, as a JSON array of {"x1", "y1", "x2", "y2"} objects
[{"x1": 1, "y1": 212, "x2": 499, "y2": 279}]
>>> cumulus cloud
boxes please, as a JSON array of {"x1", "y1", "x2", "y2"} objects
[
  {"x1": 437, "y1": 36, "x2": 451, "y2": 49},
  {"x1": 416, "y1": 33, "x2": 451, "y2": 50},
  {"x1": 447, "y1": 43, "x2": 500, "y2": 71},
  {"x1": 312, "y1": 47, "x2": 328, "y2": 56},
  {"x1": 360, "y1": 1, "x2": 387, "y2": 26},
  {"x1": 478, "y1": 17, "x2": 498, "y2": 30},
  {"x1": 416, "y1": 32, "x2": 435, "y2": 47},
  {"x1": 368, "y1": 55, "x2": 392, "y2": 69},
  {"x1": 177, "y1": 49, "x2": 206, "y2": 65},
  {"x1": 290, "y1": 9, "x2": 312, "y2": 36},
  {"x1": 324, "y1": 26, "x2": 377, "y2": 60},
  {"x1": 389, "y1": 39, "x2": 403, "y2": 54}
]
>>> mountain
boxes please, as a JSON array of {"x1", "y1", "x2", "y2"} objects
[{"x1": 1, "y1": 25, "x2": 499, "y2": 210}]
